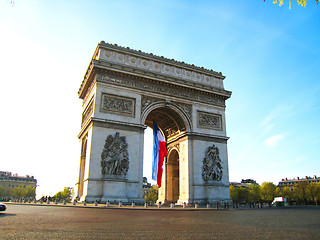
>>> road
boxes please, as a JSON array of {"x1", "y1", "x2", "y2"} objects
[{"x1": 1, "y1": 204, "x2": 320, "y2": 239}]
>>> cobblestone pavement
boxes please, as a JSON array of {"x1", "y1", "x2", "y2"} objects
[{"x1": 1, "y1": 203, "x2": 319, "y2": 240}]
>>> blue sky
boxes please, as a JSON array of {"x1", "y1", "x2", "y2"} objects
[{"x1": 0, "y1": 0, "x2": 319, "y2": 197}]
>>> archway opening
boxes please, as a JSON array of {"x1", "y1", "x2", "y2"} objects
[
  {"x1": 78, "y1": 136, "x2": 87, "y2": 200},
  {"x1": 143, "y1": 106, "x2": 186, "y2": 203},
  {"x1": 167, "y1": 149, "x2": 179, "y2": 203}
]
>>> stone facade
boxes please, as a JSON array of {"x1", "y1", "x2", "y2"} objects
[
  {"x1": 74, "y1": 41, "x2": 232, "y2": 204},
  {"x1": 0, "y1": 171, "x2": 37, "y2": 198}
]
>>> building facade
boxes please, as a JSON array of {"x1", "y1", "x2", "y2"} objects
[
  {"x1": 0, "y1": 171, "x2": 37, "y2": 198},
  {"x1": 278, "y1": 175, "x2": 320, "y2": 188}
]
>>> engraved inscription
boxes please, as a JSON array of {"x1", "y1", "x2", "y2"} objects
[
  {"x1": 198, "y1": 111, "x2": 222, "y2": 130},
  {"x1": 101, "y1": 93, "x2": 135, "y2": 117}
]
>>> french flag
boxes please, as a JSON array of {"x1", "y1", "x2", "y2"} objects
[{"x1": 152, "y1": 120, "x2": 167, "y2": 188}]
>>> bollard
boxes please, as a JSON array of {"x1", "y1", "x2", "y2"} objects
[
  {"x1": 119, "y1": 201, "x2": 123, "y2": 207},
  {"x1": 183, "y1": 202, "x2": 186, "y2": 208},
  {"x1": 131, "y1": 202, "x2": 135, "y2": 208},
  {"x1": 158, "y1": 202, "x2": 161, "y2": 208},
  {"x1": 106, "y1": 201, "x2": 110, "y2": 207},
  {"x1": 170, "y1": 203, "x2": 174, "y2": 208},
  {"x1": 195, "y1": 203, "x2": 198, "y2": 209},
  {"x1": 144, "y1": 203, "x2": 148, "y2": 208},
  {"x1": 207, "y1": 203, "x2": 210, "y2": 209}
]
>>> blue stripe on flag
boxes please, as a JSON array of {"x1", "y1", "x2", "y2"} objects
[{"x1": 152, "y1": 120, "x2": 159, "y2": 181}]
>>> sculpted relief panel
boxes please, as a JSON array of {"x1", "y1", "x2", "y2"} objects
[
  {"x1": 198, "y1": 111, "x2": 222, "y2": 130},
  {"x1": 202, "y1": 144, "x2": 223, "y2": 182},
  {"x1": 101, "y1": 132, "x2": 129, "y2": 176},
  {"x1": 100, "y1": 93, "x2": 135, "y2": 117}
]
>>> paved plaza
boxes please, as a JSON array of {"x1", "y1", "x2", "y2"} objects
[{"x1": 1, "y1": 203, "x2": 319, "y2": 239}]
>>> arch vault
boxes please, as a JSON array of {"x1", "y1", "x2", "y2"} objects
[{"x1": 74, "y1": 41, "x2": 232, "y2": 204}]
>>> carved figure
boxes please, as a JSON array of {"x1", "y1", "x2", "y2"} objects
[
  {"x1": 101, "y1": 132, "x2": 129, "y2": 176},
  {"x1": 202, "y1": 144, "x2": 223, "y2": 181}
]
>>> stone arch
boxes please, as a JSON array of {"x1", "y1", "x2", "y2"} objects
[
  {"x1": 166, "y1": 148, "x2": 180, "y2": 203},
  {"x1": 74, "y1": 42, "x2": 232, "y2": 204},
  {"x1": 77, "y1": 135, "x2": 87, "y2": 200},
  {"x1": 142, "y1": 103, "x2": 188, "y2": 204},
  {"x1": 141, "y1": 100, "x2": 192, "y2": 141}
]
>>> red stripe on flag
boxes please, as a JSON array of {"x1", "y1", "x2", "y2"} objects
[{"x1": 157, "y1": 141, "x2": 167, "y2": 188}]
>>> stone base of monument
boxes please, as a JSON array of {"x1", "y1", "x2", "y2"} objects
[{"x1": 79, "y1": 179, "x2": 144, "y2": 204}]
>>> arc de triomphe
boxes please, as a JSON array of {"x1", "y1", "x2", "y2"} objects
[{"x1": 74, "y1": 41, "x2": 232, "y2": 204}]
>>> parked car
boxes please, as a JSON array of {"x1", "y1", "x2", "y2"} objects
[{"x1": 0, "y1": 203, "x2": 7, "y2": 211}]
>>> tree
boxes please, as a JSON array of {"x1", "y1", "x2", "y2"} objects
[
  {"x1": 12, "y1": 186, "x2": 26, "y2": 199},
  {"x1": 0, "y1": 186, "x2": 7, "y2": 199},
  {"x1": 260, "y1": 182, "x2": 276, "y2": 203},
  {"x1": 277, "y1": 186, "x2": 293, "y2": 202},
  {"x1": 230, "y1": 186, "x2": 249, "y2": 203},
  {"x1": 53, "y1": 187, "x2": 73, "y2": 202},
  {"x1": 247, "y1": 184, "x2": 261, "y2": 203},
  {"x1": 306, "y1": 182, "x2": 320, "y2": 205},
  {"x1": 144, "y1": 185, "x2": 158, "y2": 204},
  {"x1": 265, "y1": 0, "x2": 319, "y2": 9},
  {"x1": 25, "y1": 186, "x2": 36, "y2": 198},
  {"x1": 293, "y1": 180, "x2": 309, "y2": 204}
]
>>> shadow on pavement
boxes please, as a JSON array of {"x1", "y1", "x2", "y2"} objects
[{"x1": 0, "y1": 213, "x2": 16, "y2": 217}]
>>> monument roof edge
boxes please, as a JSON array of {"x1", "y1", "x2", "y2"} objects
[{"x1": 98, "y1": 41, "x2": 225, "y2": 79}]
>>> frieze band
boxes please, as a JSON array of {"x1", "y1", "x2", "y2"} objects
[{"x1": 96, "y1": 70, "x2": 226, "y2": 107}]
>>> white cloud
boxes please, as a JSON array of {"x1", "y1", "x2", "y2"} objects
[{"x1": 264, "y1": 134, "x2": 284, "y2": 148}]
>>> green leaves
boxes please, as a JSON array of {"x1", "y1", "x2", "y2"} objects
[{"x1": 266, "y1": 0, "x2": 319, "y2": 9}]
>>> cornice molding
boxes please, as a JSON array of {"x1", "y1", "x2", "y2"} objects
[{"x1": 78, "y1": 42, "x2": 232, "y2": 101}]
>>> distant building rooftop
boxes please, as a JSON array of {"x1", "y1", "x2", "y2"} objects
[
  {"x1": 0, "y1": 171, "x2": 37, "y2": 183},
  {"x1": 278, "y1": 175, "x2": 320, "y2": 188},
  {"x1": 230, "y1": 179, "x2": 258, "y2": 187}
]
